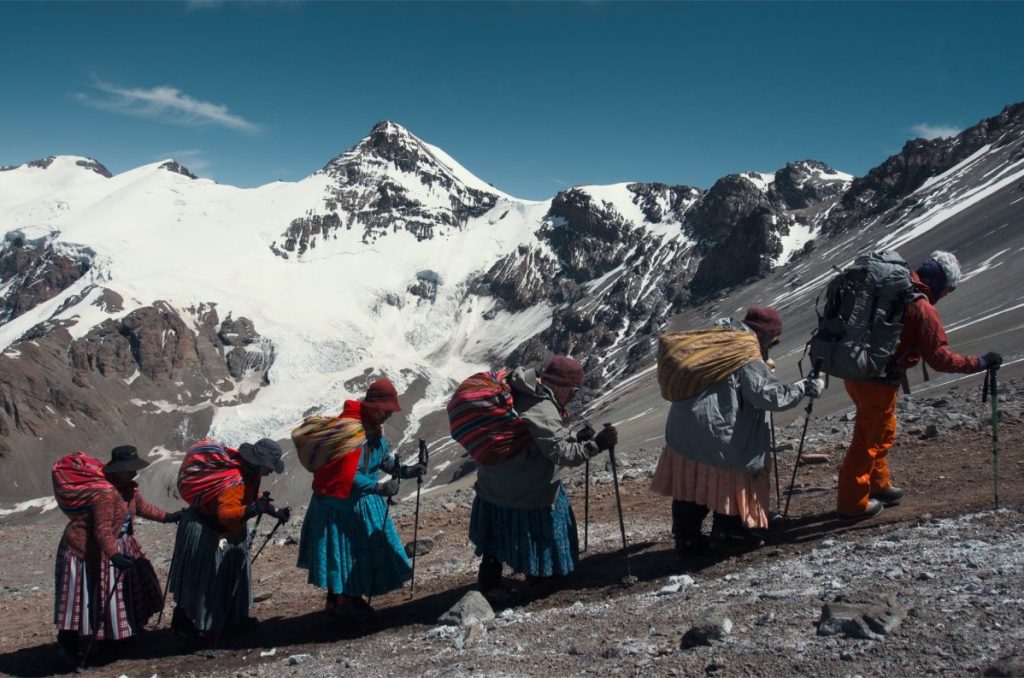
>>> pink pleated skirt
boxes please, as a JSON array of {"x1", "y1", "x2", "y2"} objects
[{"x1": 650, "y1": 445, "x2": 770, "y2": 529}]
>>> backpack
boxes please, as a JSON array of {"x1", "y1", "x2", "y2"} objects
[
  {"x1": 447, "y1": 370, "x2": 530, "y2": 466},
  {"x1": 657, "y1": 329, "x2": 763, "y2": 401},
  {"x1": 177, "y1": 440, "x2": 245, "y2": 511},
  {"x1": 807, "y1": 250, "x2": 922, "y2": 381},
  {"x1": 52, "y1": 452, "x2": 111, "y2": 517},
  {"x1": 291, "y1": 415, "x2": 366, "y2": 473}
]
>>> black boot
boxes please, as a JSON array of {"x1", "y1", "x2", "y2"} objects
[
  {"x1": 671, "y1": 500, "x2": 710, "y2": 558},
  {"x1": 477, "y1": 554, "x2": 503, "y2": 593},
  {"x1": 56, "y1": 630, "x2": 81, "y2": 666},
  {"x1": 710, "y1": 513, "x2": 764, "y2": 552},
  {"x1": 171, "y1": 606, "x2": 200, "y2": 641}
]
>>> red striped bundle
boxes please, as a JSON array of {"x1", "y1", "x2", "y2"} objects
[
  {"x1": 447, "y1": 370, "x2": 529, "y2": 466},
  {"x1": 177, "y1": 440, "x2": 244, "y2": 511},
  {"x1": 52, "y1": 452, "x2": 112, "y2": 517}
]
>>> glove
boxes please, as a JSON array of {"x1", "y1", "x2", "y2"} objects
[
  {"x1": 110, "y1": 553, "x2": 136, "y2": 570},
  {"x1": 163, "y1": 509, "x2": 184, "y2": 524},
  {"x1": 245, "y1": 495, "x2": 276, "y2": 519},
  {"x1": 594, "y1": 425, "x2": 618, "y2": 452},
  {"x1": 576, "y1": 425, "x2": 596, "y2": 443},
  {"x1": 980, "y1": 352, "x2": 1003, "y2": 370},
  {"x1": 274, "y1": 506, "x2": 292, "y2": 524},
  {"x1": 399, "y1": 463, "x2": 427, "y2": 479},
  {"x1": 374, "y1": 479, "x2": 400, "y2": 497},
  {"x1": 379, "y1": 455, "x2": 400, "y2": 476},
  {"x1": 803, "y1": 377, "x2": 826, "y2": 399}
]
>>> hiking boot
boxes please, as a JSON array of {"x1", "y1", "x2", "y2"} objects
[
  {"x1": 870, "y1": 487, "x2": 905, "y2": 507},
  {"x1": 334, "y1": 595, "x2": 373, "y2": 621},
  {"x1": 709, "y1": 513, "x2": 764, "y2": 553},
  {"x1": 477, "y1": 554, "x2": 503, "y2": 593},
  {"x1": 56, "y1": 630, "x2": 81, "y2": 666},
  {"x1": 674, "y1": 534, "x2": 711, "y2": 560},
  {"x1": 838, "y1": 498, "x2": 884, "y2": 522},
  {"x1": 171, "y1": 606, "x2": 201, "y2": 641}
]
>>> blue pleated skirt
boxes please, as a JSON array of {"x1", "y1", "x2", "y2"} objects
[
  {"x1": 297, "y1": 493, "x2": 412, "y2": 596},
  {"x1": 469, "y1": 485, "x2": 579, "y2": 577}
]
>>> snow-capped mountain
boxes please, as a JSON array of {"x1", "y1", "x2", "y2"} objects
[{"x1": 3, "y1": 101, "x2": 1020, "y2": 511}]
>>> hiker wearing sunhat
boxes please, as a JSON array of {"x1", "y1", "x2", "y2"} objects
[
  {"x1": 52, "y1": 445, "x2": 182, "y2": 664},
  {"x1": 651, "y1": 308, "x2": 824, "y2": 557},
  {"x1": 296, "y1": 377, "x2": 426, "y2": 619},
  {"x1": 470, "y1": 356, "x2": 617, "y2": 597},
  {"x1": 168, "y1": 436, "x2": 287, "y2": 639},
  {"x1": 837, "y1": 251, "x2": 1002, "y2": 520}
]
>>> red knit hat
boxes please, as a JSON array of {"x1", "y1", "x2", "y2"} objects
[
  {"x1": 363, "y1": 378, "x2": 401, "y2": 412},
  {"x1": 540, "y1": 356, "x2": 585, "y2": 388},
  {"x1": 743, "y1": 307, "x2": 783, "y2": 340}
]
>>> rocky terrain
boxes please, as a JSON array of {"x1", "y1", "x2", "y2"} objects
[{"x1": 0, "y1": 378, "x2": 1021, "y2": 677}]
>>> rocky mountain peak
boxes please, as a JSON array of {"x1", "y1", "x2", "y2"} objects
[
  {"x1": 773, "y1": 160, "x2": 851, "y2": 210},
  {"x1": 0, "y1": 156, "x2": 112, "y2": 178},
  {"x1": 159, "y1": 160, "x2": 198, "y2": 180}
]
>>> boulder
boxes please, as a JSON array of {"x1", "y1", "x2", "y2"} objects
[
  {"x1": 817, "y1": 594, "x2": 907, "y2": 640},
  {"x1": 439, "y1": 591, "x2": 495, "y2": 627},
  {"x1": 680, "y1": 607, "x2": 733, "y2": 649}
]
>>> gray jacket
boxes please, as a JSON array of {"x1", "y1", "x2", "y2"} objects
[
  {"x1": 665, "y1": 323, "x2": 807, "y2": 474},
  {"x1": 474, "y1": 367, "x2": 600, "y2": 509}
]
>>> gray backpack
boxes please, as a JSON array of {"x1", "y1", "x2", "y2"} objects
[{"x1": 808, "y1": 250, "x2": 922, "y2": 381}]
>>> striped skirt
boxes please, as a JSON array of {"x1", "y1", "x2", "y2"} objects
[
  {"x1": 53, "y1": 534, "x2": 162, "y2": 639},
  {"x1": 297, "y1": 493, "x2": 412, "y2": 597},
  {"x1": 468, "y1": 485, "x2": 579, "y2": 578},
  {"x1": 650, "y1": 445, "x2": 770, "y2": 529},
  {"x1": 168, "y1": 511, "x2": 251, "y2": 632}
]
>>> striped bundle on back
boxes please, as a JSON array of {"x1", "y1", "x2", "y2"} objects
[
  {"x1": 657, "y1": 329, "x2": 763, "y2": 401},
  {"x1": 177, "y1": 440, "x2": 244, "y2": 511},
  {"x1": 447, "y1": 370, "x2": 529, "y2": 466},
  {"x1": 52, "y1": 452, "x2": 112, "y2": 517},
  {"x1": 292, "y1": 415, "x2": 367, "y2": 473}
]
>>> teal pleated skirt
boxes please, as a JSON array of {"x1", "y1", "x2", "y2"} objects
[
  {"x1": 469, "y1": 485, "x2": 579, "y2": 577},
  {"x1": 297, "y1": 493, "x2": 412, "y2": 596}
]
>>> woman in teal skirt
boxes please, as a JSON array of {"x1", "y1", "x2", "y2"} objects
[
  {"x1": 296, "y1": 378, "x2": 426, "y2": 619},
  {"x1": 469, "y1": 356, "x2": 617, "y2": 596}
]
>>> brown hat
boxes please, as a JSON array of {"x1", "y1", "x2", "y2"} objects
[
  {"x1": 540, "y1": 356, "x2": 585, "y2": 388},
  {"x1": 364, "y1": 378, "x2": 401, "y2": 412},
  {"x1": 104, "y1": 445, "x2": 149, "y2": 473},
  {"x1": 743, "y1": 307, "x2": 783, "y2": 340}
]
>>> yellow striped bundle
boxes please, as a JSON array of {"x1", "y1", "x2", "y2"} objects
[
  {"x1": 292, "y1": 415, "x2": 367, "y2": 473},
  {"x1": 657, "y1": 329, "x2": 762, "y2": 401}
]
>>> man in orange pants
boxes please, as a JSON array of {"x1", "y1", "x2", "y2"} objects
[{"x1": 838, "y1": 251, "x2": 1002, "y2": 520}]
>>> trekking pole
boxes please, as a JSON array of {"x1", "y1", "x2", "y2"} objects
[
  {"x1": 156, "y1": 562, "x2": 172, "y2": 628},
  {"x1": 582, "y1": 419, "x2": 593, "y2": 554},
  {"x1": 982, "y1": 367, "x2": 1001, "y2": 509},
  {"x1": 251, "y1": 514, "x2": 287, "y2": 566},
  {"x1": 79, "y1": 568, "x2": 126, "y2": 669},
  {"x1": 770, "y1": 412, "x2": 781, "y2": 510},
  {"x1": 782, "y1": 362, "x2": 823, "y2": 527},
  {"x1": 409, "y1": 439, "x2": 428, "y2": 598},
  {"x1": 605, "y1": 423, "x2": 637, "y2": 586}
]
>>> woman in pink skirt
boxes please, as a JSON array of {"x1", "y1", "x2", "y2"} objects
[
  {"x1": 651, "y1": 308, "x2": 824, "y2": 556},
  {"x1": 53, "y1": 446, "x2": 181, "y2": 664}
]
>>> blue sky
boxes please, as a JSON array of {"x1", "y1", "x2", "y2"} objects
[{"x1": 1, "y1": 1, "x2": 1022, "y2": 199}]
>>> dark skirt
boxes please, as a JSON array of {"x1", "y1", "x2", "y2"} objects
[
  {"x1": 168, "y1": 510, "x2": 251, "y2": 632},
  {"x1": 468, "y1": 485, "x2": 579, "y2": 577},
  {"x1": 53, "y1": 534, "x2": 162, "y2": 639}
]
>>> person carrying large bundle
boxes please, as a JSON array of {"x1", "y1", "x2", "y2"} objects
[
  {"x1": 51, "y1": 446, "x2": 182, "y2": 665},
  {"x1": 651, "y1": 308, "x2": 823, "y2": 557},
  {"x1": 808, "y1": 251, "x2": 1002, "y2": 520},
  {"x1": 454, "y1": 356, "x2": 617, "y2": 596},
  {"x1": 295, "y1": 378, "x2": 424, "y2": 619},
  {"x1": 168, "y1": 437, "x2": 287, "y2": 640}
]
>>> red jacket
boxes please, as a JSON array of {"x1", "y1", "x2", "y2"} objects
[
  {"x1": 61, "y1": 482, "x2": 166, "y2": 561},
  {"x1": 890, "y1": 272, "x2": 981, "y2": 375}
]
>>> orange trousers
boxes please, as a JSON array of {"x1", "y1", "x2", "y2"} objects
[{"x1": 837, "y1": 380, "x2": 898, "y2": 515}]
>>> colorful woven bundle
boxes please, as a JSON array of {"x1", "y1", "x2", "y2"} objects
[
  {"x1": 292, "y1": 415, "x2": 367, "y2": 473},
  {"x1": 177, "y1": 440, "x2": 244, "y2": 511},
  {"x1": 447, "y1": 370, "x2": 529, "y2": 466},
  {"x1": 52, "y1": 452, "x2": 112, "y2": 517},
  {"x1": 657, "y1": 329, "x2": 762, "y2": 401}
]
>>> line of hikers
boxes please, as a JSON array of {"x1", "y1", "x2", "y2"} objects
[{"x1": 47, "y1": 249, "x2": 1003, "y2": 666}]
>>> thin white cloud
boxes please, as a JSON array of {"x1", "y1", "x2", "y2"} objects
[
  {"x1": 911, "y1": 123, "x2": 961, "y2": 140},
  {"x1": 76, "y1": 80, "x2": 261, "y2": 134},
  {"x1": 185, "y1": 0, "x2": 224, "y2": 9}
]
